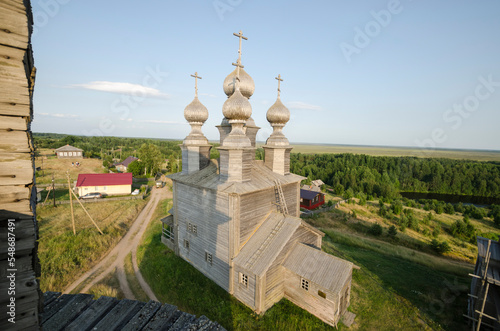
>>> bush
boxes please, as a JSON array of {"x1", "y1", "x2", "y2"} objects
[
  {"x1": 379, "y1": 204, "x2": 387, "y2": 217},
  {"x1": 421, "y1": 212, "x2": 433, "y2": 226},
  {"x1": 450, "y1": 217, "x2": 476, "y2": 243},
  {"x1": 388, "y1": 225, "x2": 397, "y2": 238},
  {"x1": 327, "y1": 200, "x2": 334, "y2": 207},
  {"x1": 351, "y1": 210, "x2": 357, "y2": 218},
  {"x1": 432, "y1": 225, "x2": 441, "y2": 238},
  {"x1": 444, "y1": 203, "x2": 454, "y2": 215},
  {"x1": 431, "y1": 239, "x2": 451, "y2": 254},
  {"x1": 369, "y1": 223, "x2": 383, "y2": 236},
  {"x1": 391, "y1": 200, "x2": 403, "y2": 215}
]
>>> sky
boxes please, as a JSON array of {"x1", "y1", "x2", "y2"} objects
[{"x1": 31, "y1": 0, "x2": 500, "y2": 151}]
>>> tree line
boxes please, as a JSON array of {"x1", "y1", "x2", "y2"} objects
[{"x1": 290, "y1": 153, "x2": 500, "y2": 199}]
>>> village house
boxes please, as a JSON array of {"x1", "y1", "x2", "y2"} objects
[
  {"x1": 76, "y1": 173, "x2": 132, "y2": 197},
  {"x1": 162, "y1": 32, "x2": 354, "y2": 328},
  {"x1": 115, "y1": 156, "x2": 139, "y2": 172},
  {"x1": 55, "y1": 144, "x2": 83, "y2": 158},
  {"x1": 300, "y1": 189, "x2": 326, "y2": 210}
]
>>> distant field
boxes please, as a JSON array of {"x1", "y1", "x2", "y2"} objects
[{"x1": 259, "y1": 143, "x2": 500, "y2": 162}]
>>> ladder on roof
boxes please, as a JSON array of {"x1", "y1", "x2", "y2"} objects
[{"x1": 274, "y1": 179, "x2": 289, "y2": 215}]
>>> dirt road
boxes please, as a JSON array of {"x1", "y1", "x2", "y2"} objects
[{"x1": 64, "y1": 183, "x2": 172, "y2": 300}]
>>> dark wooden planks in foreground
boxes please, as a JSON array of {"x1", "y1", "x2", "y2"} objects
[{"x1": 41, "y1": 292, "x2": 226, "y2": 331}]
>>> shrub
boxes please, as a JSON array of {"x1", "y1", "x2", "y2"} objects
[
  {"x1": 454, "y1": 202, "x2": 464, "y2": 213},
  {"x1": 327, "y1": 200, "x2": 334, "y2": 207},
  {"x1": 351, "y1": 210, "x2": 357, "y2": 218},
  {"x1": 421, "y1": 212, "x2": 433, "y2": 226},
  {"x1": 388, "y1": 225, "x2": 397, "y2": 238},
  {"x1": 450, "y1": 217, "x2": 476, "y2": 243},
  {"x1": 432, "y1": 225, "x2": 441, "y2": 238},
  {"x1": 391, "y1": 200, "x2": 403, "y2": 215},
  {"x1": 379, "y1": 204, "x2": 387, "y2": 217},
  {"x1": 369, "y1": 223, "x2": 383, "y2": 236},
  {"x1": 431, "y1": 239, "x2": 451, "y2": 254},
  {"x1": 444, "y1": 203, "x2": 454, "y2": 215}
]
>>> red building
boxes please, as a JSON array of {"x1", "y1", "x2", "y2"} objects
[{"x1": 300, "y1": 189, "x2": 325, "y2": 210}]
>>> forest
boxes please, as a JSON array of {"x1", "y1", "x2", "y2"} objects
[{"x1": 290, "y1": 153, "x2": 500, "y2": 199}]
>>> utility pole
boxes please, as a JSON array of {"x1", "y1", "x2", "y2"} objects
[
  {"x1": 67, "y1": 171, "x2": 76, "y2": 235},
  {"x1": 52, "y1": 173, "x2": 56, "y2": 208}
]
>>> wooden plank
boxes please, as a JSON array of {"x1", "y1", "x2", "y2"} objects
[
  {"x1": 42, "y1": 294, "x2": 93, "y2": 331},
  {"x1": 0, "y1": 115, "x2": 27, "y2": 130},
  {"x1": 0, "y1": 255, "x2": 33, "y2": 278},
  {"x1": 0, "y1": 1, "x2": 29, "y2": 49},
  {"x1": 0, "y1": 129, "x2": 31, "y2": 153},
  {"x1": 142, "y1": 303, "x2": 178, "y2": 330},
  {"x1": 0, "y1": 235, "x2": 35, "y2": 260},
  {"x1": 43, "y1": 291, "x2": 61, "y2": 307},
  {"x1": 91, "y1": 299, "x2": 144, "y2": 330},
  {"x1": 64, "y1": 295, "x2": 118, "y2": 331},
  {"x1": 0, "y1": 306, "x2": 38, "y2": 331},
  {"x1": 0, "y1": 269, "x2": 37, "y2": 299},
  {"x1": 0, "y1": 217, "x2": 35, "y2": 240},
  {"x1": 0, "y1": 157, "x2": 33, "y2": 186},
  {"x1": 169, "y1": 311, "x2": 196, "y2": 331},
  {"x1": 0, "y1": 44, "x2": 30, "y2": 80},
  {"x1": 121, "y1": 300, "x2": 162, "y2": 331},
  {"x1": 41, "y1": 294, "x2": 75, "y2": 324}
]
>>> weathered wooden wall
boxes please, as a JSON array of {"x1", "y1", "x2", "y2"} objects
[
  {"x1": 0, "y1": 0, "x2": 40, "y2": 329},
  {"x1": 263, "y1": 226, "x2": 320, "y2": 311},
  {"x1": 175, "y1": 183, "x2": 231, "y2": 291}
]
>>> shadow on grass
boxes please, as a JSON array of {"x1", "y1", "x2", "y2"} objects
[
  {"x1": 322, "y1": 233, "x2": 471, "y2": 331},
  {"x1": 138, "y1": 224, "x2": 339, "y2": 331}
]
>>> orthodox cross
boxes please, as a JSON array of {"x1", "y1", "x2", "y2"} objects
[
  {"x1": 190, "y1": 72, "x2": 202, "y2": 97},
  {"x1": 275, "y1": 74, "x2": 283, "y2": 97},
  {"x1": 231, "y1": 60, "x2": 244, "y2": 86},
  {"x1": 233, "y1": 30, "x2": 248, "y2": 62}
]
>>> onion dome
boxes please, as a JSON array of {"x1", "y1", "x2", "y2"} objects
[
  {"x1": 266, "y1": 97, "x2": 290, "y2": 126},
  {"x1": 184, "y1": 96, "x2": 208, "y2": 124},
  {"x1": 223, "y1": 67, "x2": 255, "y2": 99},
  {"x1": 222, "y1": 87, "x2": 252, "y2": 122}
]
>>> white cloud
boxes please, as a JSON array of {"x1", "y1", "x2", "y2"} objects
[
  {"x1": 139, "y1": 119, "x2": 186, "y2": 125},
  {"x1": 199, "y1": 93, "x2": 217, "y2": 98},
  {"x1": 72, "y1": 81, "x2": 169, "y2": 99},
  {"x1": 38, "y1": 112, "x2": 80, "y2": 118},
  {"x1": 286, "y1": 101, "x2": 322, "y2": 111}
]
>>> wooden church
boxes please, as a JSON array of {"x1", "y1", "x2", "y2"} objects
[{"x1": 162, "y1": 31, "x2": 354, "y2": 327}]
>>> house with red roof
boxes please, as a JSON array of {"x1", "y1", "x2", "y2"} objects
[{"x1": 76, "y1": 173, "x2": 133, "y2": 197}]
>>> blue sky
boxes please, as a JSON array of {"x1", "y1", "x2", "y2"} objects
[{"x1": 31, "y1": 0, "x2": 500, "y2": 150}]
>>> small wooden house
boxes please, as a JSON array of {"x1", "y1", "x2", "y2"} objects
[
  {"x1": 76, "y1": 173, "x2": 132, "y2": 197},
  {"x1": 164, "y1": 36, "x2": 354, "y2": 328},
  {"x1": 55, "y1": 144, "x2": 83, "y2": 158},
  {"x1": 300, "y1": 189, "x2": 325, "y2": 210},
  {"x1": 115, "y1": 156, "x2": 138, "y2": 172}
]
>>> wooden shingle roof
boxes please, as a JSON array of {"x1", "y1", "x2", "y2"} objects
[
  {"x1": 233, "y1": 212, "x2": 302, "y2": 276},
  {"x1": 169, "y1": 160, "x2": 304, "y2": 195},
  {"x1": 41, "y1": 292, "x2": 226, "y2": 331},
  {"x1": 283, "y1": 243, "x2": 353, "y2": 295}
]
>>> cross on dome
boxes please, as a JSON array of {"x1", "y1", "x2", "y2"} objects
[
  {"x1": 190, "y1": 72, "x2": 202, "y2": 97},
  {"x1": 233, "y1": 30, "x2": 248, "y2": 63},
  {"x1": 275, "y1": 74, "x2": 283, "y2": 98}
]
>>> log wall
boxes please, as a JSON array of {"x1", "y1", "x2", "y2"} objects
[{"x1": 0, "y1": 0, "x2": 40, "y2": 329}]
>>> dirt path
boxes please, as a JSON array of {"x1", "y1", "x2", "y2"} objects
[{"x1": 64, "y1": 184, "x2": 171, "y2": 300}]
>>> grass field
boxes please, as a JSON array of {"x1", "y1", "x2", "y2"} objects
[
  {"x1": 37, "y1": 198, "x2": 147, "y2": 292},
  {"x1": 136, "y1": 198, "x2": 470, "y2": 330},
  {"x1": 36, "y1": 153, "x2": 105, "y2": 185},
  {"x1": 261, "y1": 143, "x2": 500, "y2": 162}
]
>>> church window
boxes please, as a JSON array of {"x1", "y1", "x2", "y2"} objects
[
  {"x1": 187, "y1": 222, "x2": 198, "y2": 236},
  {"x1": 239, "y1": 272, "x2": 248, "y2": 287},
  {"x1": 184, "y1": 239, "x2": 190, "y2": 250},
  {"x1": 205, "y1": 252, "x2": 213, "y2": 265},
  {"x1": 301, "y1": 278, "x2": 309, "y2": 291},
  {"x1": 318, "y1": 290, "x2": 326, "y2": 299},
  {"x1": 193, "y1": 225, "x2": 197, "y2": 235}
]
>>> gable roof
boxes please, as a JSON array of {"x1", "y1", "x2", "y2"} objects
[
  {"x1": 301, "y1": 185, "x2": 321, "y2": 192},
  {"x1": 76, "y1": 173, "x2": 132, "y2": 187},
  {"x1": 116, "y1": 156, "x2": 138, "y2": 167},
  {"x1": 311, "y1": 179, "x2": 324, "y2": 187},
  {"x1": 55, "y1": 144, "x2": 83, "y2": 152},
  {"x1": 169, "y1": 160, "x2": 304, "y2": 195},
  {"x1": 233, "y1": 213, "x2": 302, "y2": 276},
  {"x1": 283, "y1": 243, "x2": 353, "y2": 294},
  {"x1": 300, "y1": 189, "x2": 322, "y2": 200}
]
